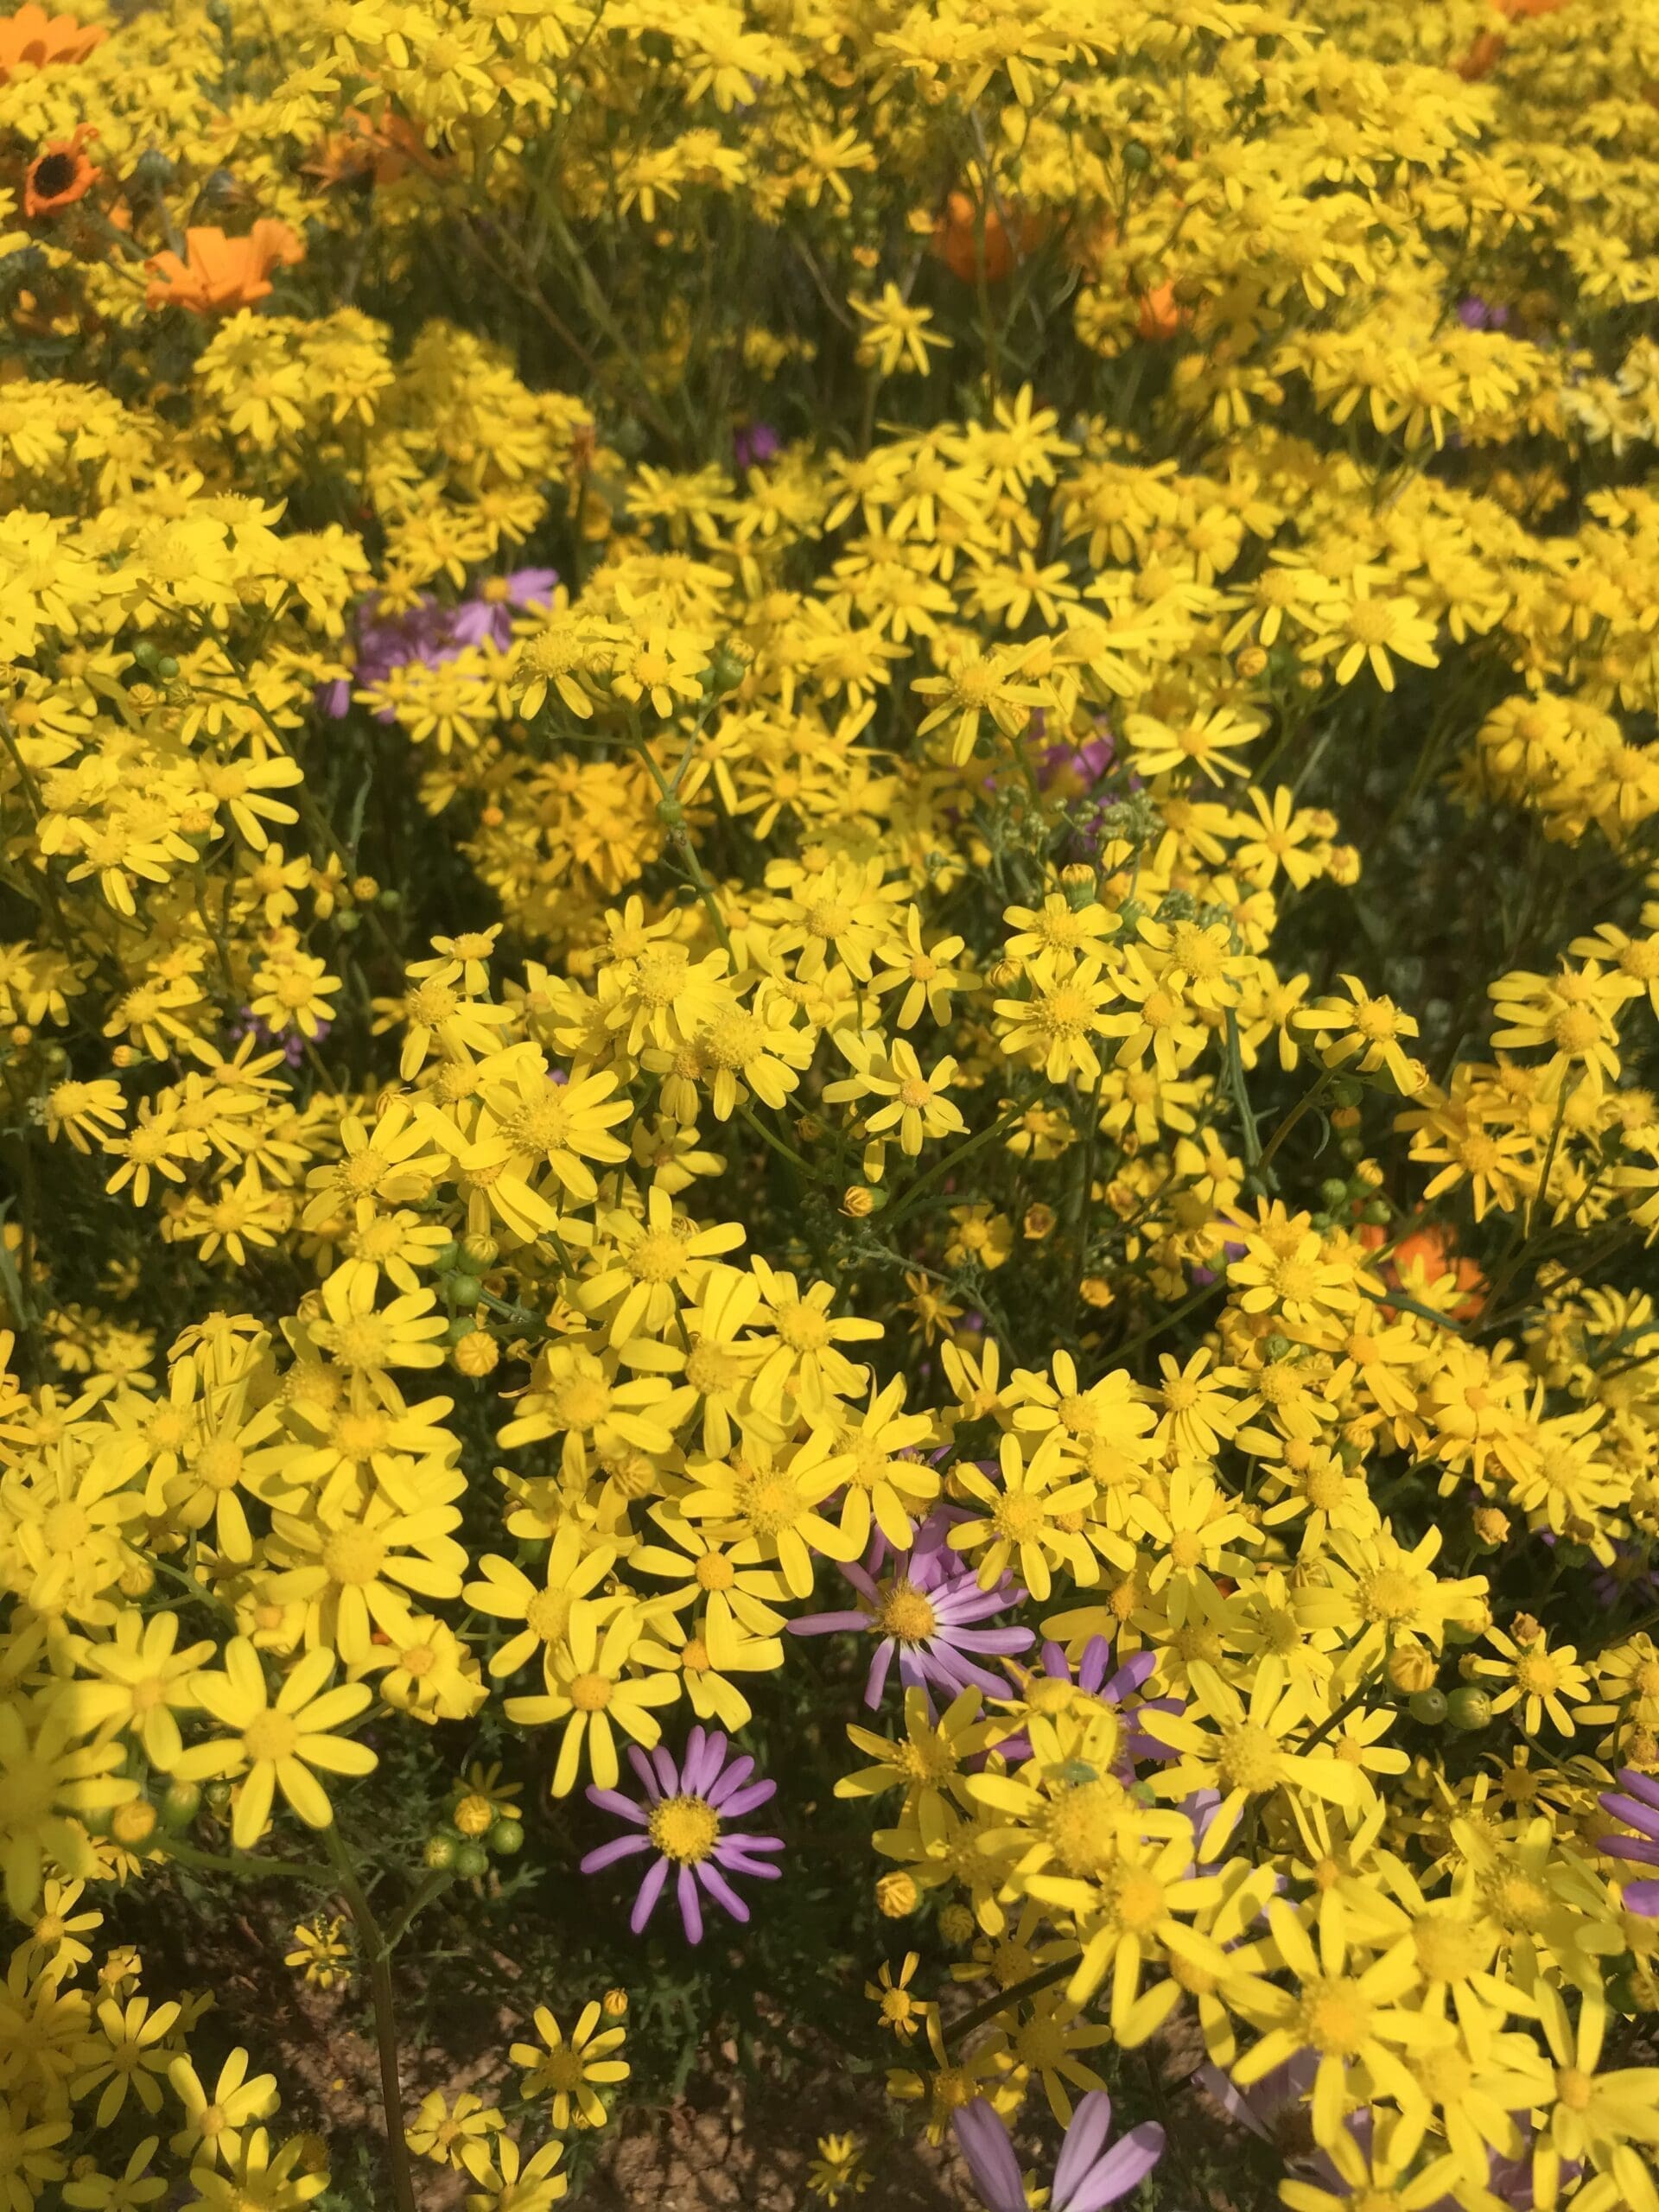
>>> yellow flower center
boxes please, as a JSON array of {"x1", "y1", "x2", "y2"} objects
[
  {"x1": 628, "y1": 1231, "x2": 685, "y2": 1285},
  {"x1": 322, "y1": 1527, "x2": 387, "y2": 1588},
  {"x1": 648, "y1": 1793, "x2": 720, "y2": 1863},
  {"x1": 876, "y1": 1579, "x2": 938, "y2": 1643},
  {"x1": 993, "y1": 1493, "x2": 1047, "y2": 1543},
  {"x1": 1357, "y1": 1567, "x2": 1421, "y2": 1624},
  {"x1": 1044, "y1": 1776, "x2": 1128, "y2": 1877},
  {"x1": 554, "y1": 1376, "x2": 613, "y2": 1428},
  {"x1": 1217, "y1": 1723, "x2": 1284, "y2": 1795},
  {"x1": 1297, "y1": 1974, "x2": 1373, "y2": 2056},
  {"x1": 243, "y1": 1710, "x2": 300, "y2": 1763},
  {"x1": 525, "y1": 1588, "x2": 574, "y2": 1643},
  {"x1": 685, "y1": 1340, "x2": 742, "y2": 1396},
  {"x1": 695, "y1": 1552, "x2": 736, "y2": 1592},
  {"x1": 1555, "y1": 2067, "x2": 1594, "y2": 2112},
  {"x1": 776, "y1": 1303, "x2": 830, "y2": 1351},
  {"x1": 1413, "y1": 1916, "x2": 1485, "y2": 1983},
  {"x1": 569, "y1": 1673, "x2": 613, "y2": 1713},
  {"x1": 735, "y1": 1471, "x2": 803, "y2": 1537}
]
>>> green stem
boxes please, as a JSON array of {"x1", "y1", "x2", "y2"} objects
[
  {"x1": 627, "y1": 729, "x2": 734, "y2": 959},
  {"x1": 944, "y1": 1954, "x2": 1079, "y2": 2046},
  {"x1": 1255, "y1": 1066, "x2": 1334, "y2": 1180},
  {"x1": 734, "y1": 1102, "x2": 823, "y2": 1185},
  {"x1": 378, "y1": 1867, "x2": 456, "y2": 1956},
  {"x1": 1298, "y1": 1662, "x2": 1384, "y2": 1753},
  {"x1": 1107, "y1": 1275, "x2": 1225, "y2": 1365},
  {"x1": 159, "y1": 1837, "x2": 337, "y2": 1885},
  {"x1": 881, "y1": 1104, "x2": 1027, "y2": 1230},
  {"x1": 1224, "y1": 1008, "x2": 1261, "y2": 1170},
  {"x1": 326, "y1": 1826, "x2": 421, "y2": 2212}
]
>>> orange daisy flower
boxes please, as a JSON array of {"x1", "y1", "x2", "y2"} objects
[
  {"x1": 303, "y1": 108, "x2": 445, "y2": 190},
  {"x1": 24, "y1": 121, "x2": 97, "y2": 217},
  {"x1": 931, "y1": 188, "x2": 1045, "y2": 284},
  {"x1": 0, "y1": 3, "x2": 105, "y2": 75},
  {"x1": 143, "y1": 219, "x2": 304, "y2": 314}
]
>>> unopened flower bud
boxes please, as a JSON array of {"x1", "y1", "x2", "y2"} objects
[
  {"x1": 1471, "y1": 1506, "x2": 1510, "y2": 1546},
  {"x1": 875, "y1": 1872, "x2": 919, "y2": 1918},
  {"x1": 112, "y1": 1799, "x2": 157, "y2": 1847},
  {"x1": 453, "y1": 1330, "x2": 499, "y2": 1377},
  {"x1": 842, "y1": 1185, "x2": 877, "y2": 1219},
  {"x1": 938, "y1": 1904, "x2": 976, "y2": 1946},
  {"x1": 603, "y1": 1988, "x2": 630, "y2": 2017},
  {"x1": 1388, "y1": 1644, "x2": 1438, "y2": 1695}
]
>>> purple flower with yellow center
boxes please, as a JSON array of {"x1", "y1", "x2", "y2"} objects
[
  {"x1": 994, "y1": 1635, "x2": 1179, "y2": 1771},
  {"x1": 450, "y1": 567, "x2": 558, "y2": 649},
  {"x1": 789, "y1": 1510, "x2": 1032, "y2": 1707},
  {"x1": 1599, "y1": 1767, "x2": 1659, "y2": 1915},
  {"x1": 954, "y1": 2091, "x2": 1164, "y2": 2212},
  {"x1": 581, "y1": 1727, "x2": 782, "y2": 1943}
]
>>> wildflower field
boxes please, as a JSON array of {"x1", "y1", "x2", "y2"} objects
[{"x1": 7, "y1": 0, "x2": 1659, "y2": 2205}]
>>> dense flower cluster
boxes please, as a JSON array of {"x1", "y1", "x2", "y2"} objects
[{"x1": 3, "y1": 0, "x2": 1659, "y2": 2206}]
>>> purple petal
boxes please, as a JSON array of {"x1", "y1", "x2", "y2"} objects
[
  {"x1": 1109, "y1": 1653, "x2": 1158, "y2": 1696},
  {"x1": 1623, "y1": 1879, "x2": 1659, "y2": 1916},
  {"x1": 953, "y1": 2101, "x2": 1027, "y2": 2212},
  {"x1": 1061, "y1": 2123, "x2": 1166, "y2": 2212},
  {"x1": 582, "y1": 1834, "x2": 653, "y2": 1873},
  {"x1": 587, "y1": 1786, "x2": 650, "y2": 1826},
  {"x1": 865, "y1": 1640, "x2": 896, "y2": 1707},
  {"x1": 1617, "y1": 1769, "x2": 1659, "y2": 1812},
  {"x1": 715, "y1": 1779, "x2": 777, "y2": 1820},
  {"x1": 695, "y1": 1859, "x2": 752, "y2": 1923},
  {"x1": 649, "y1": 1743, "x2": 680, "y2": 1796},
  {"x1": 707, "y1": 1754, "x2": 758, "y2": 1807},
  {"x1": 1605, "y1": 1790, "x2": 1659, "y2": 1840},
  {"x1": 944, "y1": 1626, "x2": 1036, "y2": 1654},
  {"x1": 1053, "y1": 2093, "x2": 1113, "y2": 2201},
  {"x1": 677, "y1": 1864, "x2": 704, "y2": 1944},
  {"x1": 627, "y1": 1745, "x2": 664, "y2": 1799},
  {"x1": 790, "y1": 1611, "x2": 872, "y2": 1637},
  {"x1": 1605, "y1": 1834, "x2": 1659, "y2": 1866},
  {"x1": 714, "y1": 1839, "x2": 784, "y2": 1872},
  {"x1": 630, "y1": 1857, "x2": 670, "y2": 1934}
]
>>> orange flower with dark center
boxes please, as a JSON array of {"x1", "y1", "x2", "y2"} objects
[
  {"x1": 0, "y1": 3, "x2": 104, "y2": 75},
  {"x1": 23, "y1": 120, "x2": 96, "y2": 217},
  {"x1": 303, "y1": 108, "x2": 446, "y2": 190},
  {"x1": 931, "y1": 188, "x2": 1045, "y2": 284},
  {"x1": 143, "y1": 218, "x2": 304, "y2": 313}
]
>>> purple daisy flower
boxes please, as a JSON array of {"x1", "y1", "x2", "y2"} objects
[
  {"x1": 789, "y1": 1510, "x2": 1033, "y2": 1708},
  {"x1": 581, "y1": 1727, "x2": 783, "y2": 1944},
  {"x1": 734, "y1": 422, "x2": 781, "y2": 473},
  {"x1": 450, "y1": 567, "x2": 559, "y2": 649},
  {"x1": 1039, "y1": 728, "x2": 1116, "y2": 797},
  {"x1": 993, "y1": 1635, "x2": 1179, "y2": 1771},
  {"x1": 954, "y1": 2091, "x2": 1164, "y2": 2212},
  {"x1": 1198, "y1": 2052, "x2": 1319, "y2": 2164},
  {"x1": 1599, "y1": 1767, "x2": 1659, "y2": 1915}
]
